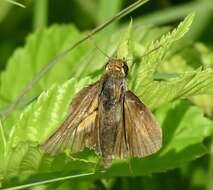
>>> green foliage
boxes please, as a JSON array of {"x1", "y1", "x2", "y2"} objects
[{"x1": 0, "y1": 13, "x2": 213, "y2": 189}]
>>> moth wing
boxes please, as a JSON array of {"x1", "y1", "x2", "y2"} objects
[
  {"x1": 114, "y1": 91, "x2": 162, "y2": 158},
  {"x1": 42, "y1": 82, "x2": 101, "y2": 155}
]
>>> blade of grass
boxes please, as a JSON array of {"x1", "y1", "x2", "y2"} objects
[
  {"x1": 33, "y1": 0, "x2": 48, "y2": 30},
  {"x1": 3, "y1": 172, "x2": 95, "y2": 190}
]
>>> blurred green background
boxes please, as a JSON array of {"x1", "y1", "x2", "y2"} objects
[{"x1": 0, "y1": 0, "x2": 213, "y2": 190}]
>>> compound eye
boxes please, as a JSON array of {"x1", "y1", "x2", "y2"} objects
[{"x1": 123, "y1": 63, "x2": 129, "y2": 75}]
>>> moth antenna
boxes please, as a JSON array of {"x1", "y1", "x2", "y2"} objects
[
  {"x1": 141, "y1": 44, "x2": 162, "y2": 58},
  {"x1": 93, "y1": 42, "x2": 111, "y2": 59},
  {"x1": 121, "y1": 43, "x2": 163, "y2": 67},
  {"x1": 1, "y1": 0, "x2": 149, "y2": 119},
  {"x1": 130, "y1": 44, "x2": 162, "y2": 67},
  {"x1": 87, "y1": 32, "x2": 111, "y2": 59}
]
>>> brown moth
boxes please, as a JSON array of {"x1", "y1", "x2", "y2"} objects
[{"x1": 42, "y1": 58, "x2": 162, "y2": 168}]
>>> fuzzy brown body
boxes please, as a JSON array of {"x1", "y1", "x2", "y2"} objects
[
  {"x1": 99, "y1": 71, "x2": 126, "y2": 165},
  {"x1": 42, "y1": 59, "x2": 162, "y2": 168}
]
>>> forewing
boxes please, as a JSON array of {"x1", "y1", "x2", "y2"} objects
[
  {"x1": 42, "y1": 82, "x2": 101, "y2": 155},
  {"x1": 123, "y1": 91, "x2": 162, "y2": 157}
]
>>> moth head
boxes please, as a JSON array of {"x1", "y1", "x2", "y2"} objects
[{"x1": 106, "y1": 59, "x2": 129, "y2": 77}]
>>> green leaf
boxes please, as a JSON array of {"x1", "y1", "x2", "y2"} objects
[
  {"x1": 134, "y1": 13, "x2": 195, "y2": 84},
  {"x1": 3, "y1": 142, "x2": 96, "y2": 180},
  {"x1": 128, "y1": 13, "x2": 213, "y2": 109},
  {"x1": 134, "y1": 69, "x2": 213, "y2": 109}
]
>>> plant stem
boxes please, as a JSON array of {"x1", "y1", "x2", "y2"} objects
[{"x1": 33, "y1": 0, "x2": 48, "y2": 30}]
